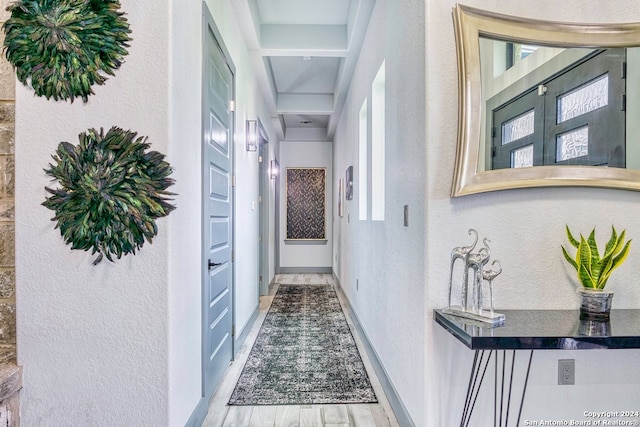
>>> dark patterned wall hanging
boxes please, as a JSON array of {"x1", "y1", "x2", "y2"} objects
[{"x1": 286, "y1": 168, "x2": 326, "y2": 240}]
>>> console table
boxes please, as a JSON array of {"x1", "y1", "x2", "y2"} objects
[{"x1": 434, "y1": 309, "x2": 640, "y2": 427}]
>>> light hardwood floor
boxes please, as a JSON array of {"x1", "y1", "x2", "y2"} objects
[{"x1": 202, "y1": 274, "x2": 400, "y2": 427}]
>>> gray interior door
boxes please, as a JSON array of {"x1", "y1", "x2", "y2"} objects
[
  {"x1": 203, "y1": 16, "x2": 234, "y2": 398},
  {"x1": 258, "y1": 139, "x2": 267, "y2": 295},
  {"x1": 258, "y1": 122, "x2": 270, "y2": 295}
]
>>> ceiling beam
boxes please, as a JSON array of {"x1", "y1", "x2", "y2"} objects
[
  {"x1": 277, "y1": 94, "x2": 335, "y2": 114},
  {"x1": 261, "y1": 24, "x2": 347, "y2": 51},
  {"x1": 261, "y1": 49, "x2": 347, "y2": 58},
  {"x1": 285, "y1": 127, "x2": 329, "y2": 141}
]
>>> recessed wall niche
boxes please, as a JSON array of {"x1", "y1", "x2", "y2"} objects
[{"x1": 371, "y1": 61, "x2": 385, "y2": 221}]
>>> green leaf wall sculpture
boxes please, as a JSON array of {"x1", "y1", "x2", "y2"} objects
[
  {"x1": 43, "y1": 127, "x2": 176, "y2": 265},
  {"x1": 2, "y1": 0, "x2": 131, "y2": 103}
]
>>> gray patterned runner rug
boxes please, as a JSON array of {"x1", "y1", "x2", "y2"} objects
[{"x1": 228, "y1": 284, "x2": 378, "y2": 405}]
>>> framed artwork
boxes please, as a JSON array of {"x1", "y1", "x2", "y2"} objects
[
  {"x1": 345, "y1": 166, "x2": 353, "y2": 200},
  {"x1": 286, "y1": 167, "x2": 326, "y2": 240}
]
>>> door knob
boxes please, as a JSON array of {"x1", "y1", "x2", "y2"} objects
[{"x1": 208, "y1": 260, "x2": 222, "y2": 269}]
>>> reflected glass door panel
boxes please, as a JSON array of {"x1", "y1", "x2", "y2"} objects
[
  {"x1": 543, "y1": 49, "x2": 626, "y2": 167},
  {"x1": 491, "y1": 89, "x2": 544, "y2": 170},
  {"x1": 489, "y1": 48, "x2": 626, "y2": 170}
]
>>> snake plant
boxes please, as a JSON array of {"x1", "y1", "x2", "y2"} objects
[{"x1": 561, "y1": 225, "x2": 631, "y2": 290}]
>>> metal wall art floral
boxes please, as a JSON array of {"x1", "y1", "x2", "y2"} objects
[
  {"x1": 2, "y1": 0, "x2": 131, "y2": 103},
  {"x1": 42, "y1": 127, "x2": 176, "y2": 265}
]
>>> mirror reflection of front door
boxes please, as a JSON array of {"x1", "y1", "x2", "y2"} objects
[{"x1": 491, "y1": 48, "x2": 626, "y2": 170}]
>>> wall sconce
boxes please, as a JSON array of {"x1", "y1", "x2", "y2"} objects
[
  {"x1": 270, "y1": 159, "x2": 279, "y2": 179},
  {"x1": 246, "y1": 119, "x2": 258, "y2": 151}
]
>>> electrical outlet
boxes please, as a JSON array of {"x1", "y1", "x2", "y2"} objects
[{"x1": 558, "y1": 359, "x2": 575, "y2": 385}]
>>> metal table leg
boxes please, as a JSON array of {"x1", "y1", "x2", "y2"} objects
[{"x1": 460, "y1": 349, "x2": 534, "y2": 427}]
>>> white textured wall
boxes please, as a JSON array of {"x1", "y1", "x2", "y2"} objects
[
  {"x1": 425, "y1": 1, "x2": 640, "y2": 425},
  {"x1": 16, "y1": 0, "x2": 170, "y2": 425},
  {"x1": 335, "y1": 1, "x2": 640, "y2": 426},
  {"x1": 332, "y1": 0, "x2": 426, "y2": 424},
  {"x1": 279, "y1": 141, "x2": 333, "y2": 268},
  {"x1": 167, "y1": 1, "x2": 202, "y2": 424},
  {"x1": 15, "y1": 0, "x2": 276, "y2": 425}
]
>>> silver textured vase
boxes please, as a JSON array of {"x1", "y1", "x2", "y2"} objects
[{"x1": 577, "y1": 288, "x2": 614, "y2": 321}]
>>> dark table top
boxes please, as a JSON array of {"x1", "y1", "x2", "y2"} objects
[{"x1": 434, "y1": 309, "x2": 640, "y2": 350}]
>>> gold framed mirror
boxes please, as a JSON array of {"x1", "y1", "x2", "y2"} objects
[{"x1": 451, "y1": 4, "x2": 640, "y2": 197}]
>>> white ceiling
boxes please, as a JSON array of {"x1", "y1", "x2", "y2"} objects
[{"x1": 231, "y1": 0, "x2": 376, "y2": 141}]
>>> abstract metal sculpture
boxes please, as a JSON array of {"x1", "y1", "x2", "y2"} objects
[
  {"x1": 466, "y1": 238, "x2": 491, "y2": 313},
  {"x1": 482, "y1": 260, "x2": 503, "y2": 315},
  {"x1": 444, "y1": 231, "x2": 505, "y2": 325},
  {"x1": 448, "y1": 228, "x2": 478, "y2": 307}
]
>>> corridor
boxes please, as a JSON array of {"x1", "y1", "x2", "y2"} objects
[{"x1": 202, "y1": 274, "x2": 400, "y2": 427}]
